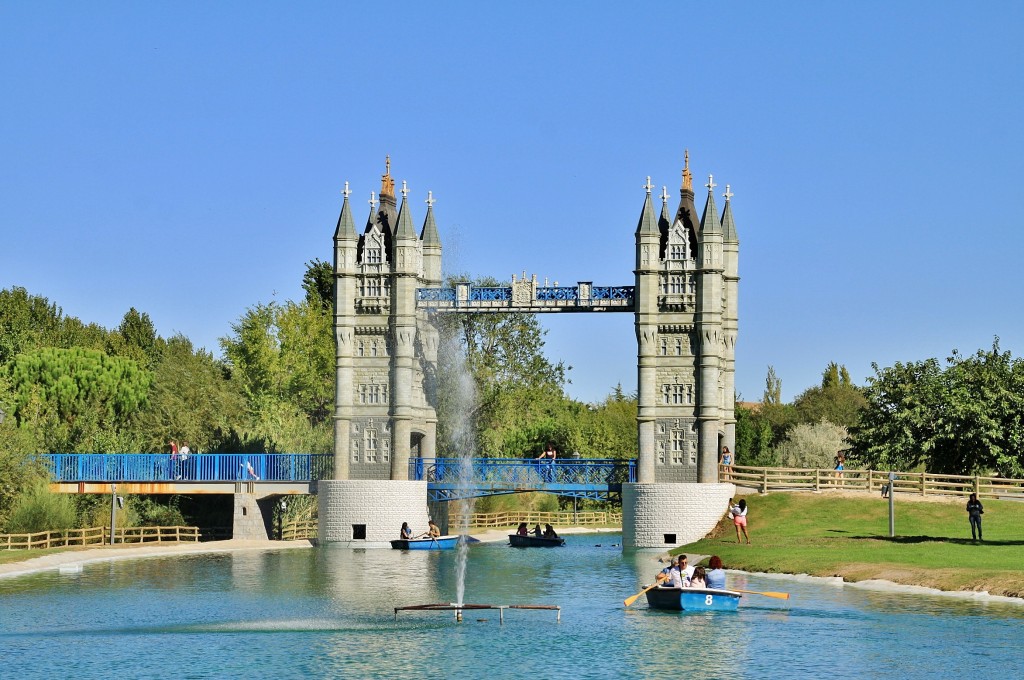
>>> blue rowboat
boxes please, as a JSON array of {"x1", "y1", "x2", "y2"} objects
[
  {"x1": 508, "y1": 534, "x2": 565, "y2": 547},
  {"x1": 644, "y1": 586, "x2": 742, "y2": 612},
  {"x1": 390, "y1": 535, "x2": 460, "y2": 550}
]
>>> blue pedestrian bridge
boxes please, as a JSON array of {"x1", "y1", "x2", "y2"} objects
[{"x1": 42, "y1": 454, "x2": 636, "y2": 501}]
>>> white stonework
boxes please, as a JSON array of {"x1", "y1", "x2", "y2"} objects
[
  {"x1": 318, "y1": 479, "x2": 430, "y2": 547},
  {"x1": 622, "y1": 482, "x2": 735, "y2": 549}
]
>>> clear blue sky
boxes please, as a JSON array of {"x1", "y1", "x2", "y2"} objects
[{"x1": 3, "y1": 2, "x2": 1022, "y2": 404}]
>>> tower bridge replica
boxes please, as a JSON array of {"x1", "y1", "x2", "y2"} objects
[{"x1": 319, "y1": 154, "x2": 739, "y2": 549}]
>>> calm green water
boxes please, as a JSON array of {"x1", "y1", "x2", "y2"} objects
[{"x1": 1, "y1": 534, "x2": 1022, "y2": 679}]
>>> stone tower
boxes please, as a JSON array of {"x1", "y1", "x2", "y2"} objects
[
  {"x1": 633, "y1": 152, "x2": 739, "y2": 484},
  {"x1": 330, "y1": 158, "x2": 441, "y2": 482}
]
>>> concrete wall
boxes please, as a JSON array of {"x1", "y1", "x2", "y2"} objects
[
  {"x1": 318, "y1": 479, "x2": 430, "y2": 547},
  {"x1": 622, "y1": 482, "x2": 735, "y2": 549},
  {"x1": 233, "y1": 493, "x2": 271, "y2": 540}
]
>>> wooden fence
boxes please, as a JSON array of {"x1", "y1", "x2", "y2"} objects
[
  {"x1": 281, "y1": 519, "x2": 318, "y2": 541},
  {"x1": 448, "y1": 510, "x2": 622, "y2": 529},
  {"x1": 725, "y1": 465, "x2": 1024, "y2": 500},
  {"x1": 1, "y1": 525, "x2": 209, "y2": 551}
]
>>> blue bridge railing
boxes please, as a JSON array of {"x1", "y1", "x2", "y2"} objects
[
  {"x1": 44, "y1": 453, "x2": 334, "y2": 483},
  {"x1": 42, "y1": 454, "x2": 636, "y2": 502},
  {"x1": 409, "y1": 457, "x2": 636, "y2": 501}
]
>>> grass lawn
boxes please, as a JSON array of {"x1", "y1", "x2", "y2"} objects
[{"x1": 682, "y1": 491, "x2": 1024, "y2": 598}]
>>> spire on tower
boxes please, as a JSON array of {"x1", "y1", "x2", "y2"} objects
[
  {"x1": 636, "y1": 176, "x2": 659, "y2": 236},
  {"x1": 681, "y1": 150, "x2": 693, "y2": 193},
  {"x1": 721, "y1": 185, "x2": 738, "y2": 244},
  {"x1": 420, "y1": 191, "x2": 441, "y2": 246},
  {"x1": 380, "y1": 155, "x2": 395, "y2": 198},
  {"x1": 334, "y1": 181, "x2": 356, "y2": 241}
]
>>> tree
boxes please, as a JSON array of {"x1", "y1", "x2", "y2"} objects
[
  {"x1": 851, "y1": 340, "x2": 1024, "y2": 476},
  {"x1": 763, "y1": 365, "x2": 782, "y2": 405},
  {"x1": 792, "y1": 363, "x2": 867, "y2": 429},
  {"x1": 8, "y1": 347, "x2": 153, "y2": 452},
  {"x1": 775, "y1": 421, "x2": 849, "y2": 468},
  {"x1": 433, "y1": 276, "x2": 568, "y2": 458},
  {"x1": 302, "y1": 259, "x2": 333, "y2": 312}
]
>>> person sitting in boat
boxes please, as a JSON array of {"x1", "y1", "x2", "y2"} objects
[
  {"x1": 543, "y1": 524, "x2": 558, "y2": 539},
  {"x1": 400, "y1": 522, "x2": 413, "y2": 540},
  {"x1": 419, "y1": 519, "x2": 441, "y2": 539},
  {"x1": 516, "y1": 522, "x2": 529, "y2": 536},
  {"x1": 532, "y1": 523, "x2": 543, "y2": 537},
  {"x1": 688, "y1": 566, "x2": 707, "y2": 589},
  {"x1": 655, "y1": 557, "x2": 686, "y2": 588},
  {"x1": 705, "y1": 555, "x2": 727, "y2": 589}
]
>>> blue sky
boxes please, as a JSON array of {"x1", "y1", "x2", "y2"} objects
[{"x1": 2, "y1": 2, "x2": 1022, "y2": 404}]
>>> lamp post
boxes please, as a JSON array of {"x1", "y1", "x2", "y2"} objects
[
  {"x1": 888, "y1": 471, "x2": 896, "y2": 538},
  {"x1": 109, "y1": 484, "x2": 117, "y2": 545}
]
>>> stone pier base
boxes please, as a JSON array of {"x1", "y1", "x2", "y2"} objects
[
  {"x1": 622, "y1": 483, "x2": 735, "y2": 549},
  {"x1": 318, "y1": 480, "x2": 430, "y2": 547},
  {"x1": 233, "y1": 493, "x2": 273, "y2": 540}
]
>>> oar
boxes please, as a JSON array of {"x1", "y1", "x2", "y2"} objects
[
  {"x1": 733, "y1": 588, "x2": 790, "y2": 600},
  {"x1": 624, "y1": 581, "x2": 663, "y2": 607}
]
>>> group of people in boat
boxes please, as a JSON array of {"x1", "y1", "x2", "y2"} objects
[
  {"x1": 400, "y1": 519, "x2": 441, "y2": 540},
  {"x1": 655, "y1": 554, "x2": 727, "y2": 590},
  {"x1": 515, "y1": 522, "x2": 559, "y2": 539}
]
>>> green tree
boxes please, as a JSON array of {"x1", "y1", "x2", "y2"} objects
[
  {"x1": 792, "y1": 363, "x2": 867, "y2": 429},
  {"x1": 302, "y1": 258, "x2": 334, "y2": 312},
  {"x1": 852, "y1": 340, "x2": 1024, "y2": 476},
  {"x1": 433, "y1": 276, "x2": 568, "y2": 458},
  {"x1": 9, "y1": 347, "x2": 153, "y2": 452}
]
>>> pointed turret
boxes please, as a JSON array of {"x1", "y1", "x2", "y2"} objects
[
  {"x1": 421, "y1": 191, "x2": 442, "y2": 285},
  {"x1": 635, "y1": 176, "x2": 659, "y2": 236},
  {"x1": 700, "y1": 173, "x2": 722, "y2": 235},
  {"x1": 657, "y1": 186, "x2": 671, "y2": 258},
  {"x1": 334, "y1": 182, "x2": 357, "y2": 242},
  {"x1": 721, "y1": 184, "x2": 738, "y2": 244},
  {"x1": 394, "y1": 179, "x2": 418, "y2": 240}
]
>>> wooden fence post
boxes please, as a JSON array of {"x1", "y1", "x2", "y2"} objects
[{"x1": 814, "y1": 469, "x2": 820, "y2": 492}]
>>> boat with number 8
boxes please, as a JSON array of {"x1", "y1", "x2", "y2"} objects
[
  {"x1": 390, "y1": 535, "x2": 460, "y2": 550},
  {"x1": 644, "y1": 586, "x2": 742, "y2": 611}
]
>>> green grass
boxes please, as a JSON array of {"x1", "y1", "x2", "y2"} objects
[{"x1": 681, "y1": 492, "x2": 1024, "y2": 598}]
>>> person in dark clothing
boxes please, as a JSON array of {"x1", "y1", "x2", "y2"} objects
[{"x1": 967, "y1": 493, "x2": 984, "y2": 542}]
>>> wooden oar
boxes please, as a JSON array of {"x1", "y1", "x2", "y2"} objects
[
  {"x1": 624, "y1": 581, "x2": 662, "y2": 607},
  {"x1": 733, "y1": 588, "x2": 790, "y2": 600}
]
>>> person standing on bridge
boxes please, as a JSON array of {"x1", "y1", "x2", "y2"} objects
[
  {"x1": 169, "y1": 440, "x2": 179, "y2": 479},
  {"x1": 536, "y1": 442, "x2": 557, "y2": 482},
  {"x1": 179, "y1": 441, "x2": 192, "y2": 480}
]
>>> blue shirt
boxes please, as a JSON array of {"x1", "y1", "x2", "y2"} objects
[{"x1": 705, "y1": 568, "x2": 727, "y2": 589}]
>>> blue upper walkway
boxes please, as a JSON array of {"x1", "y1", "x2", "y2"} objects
[{"x1": 42, "y1": 454, "x2": 635, "y2": 501}]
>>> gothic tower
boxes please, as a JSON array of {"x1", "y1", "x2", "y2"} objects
[
  {"x1": 331, "y1": 158, "x2": 441, "y2": 481},
  {"x1": 633, "y1": 152, "x2": 739, "y2": 483}
]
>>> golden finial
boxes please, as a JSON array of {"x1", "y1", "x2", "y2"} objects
[
  {"x1": 380, "y1": 155, "x2": 395, "y2": 198},
  {"x1": 681, "y1": 149, "x2": 693, "y2": 192}
]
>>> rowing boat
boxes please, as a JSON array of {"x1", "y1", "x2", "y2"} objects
[
  {"x1": 390, "y1": 535, "x2": 460, "y2": 550},
  {"x1": 508, "y1": 534, "x2": 565, "y2": 547},
  {"x1": 644, "y1": 586, "x2": 742, "y2": 611}
]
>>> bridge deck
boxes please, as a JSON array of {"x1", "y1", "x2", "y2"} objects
[{"x1": 42, "y1": 455, "x2": 635, "y2": 501}]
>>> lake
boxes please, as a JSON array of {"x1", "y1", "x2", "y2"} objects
[{"x1": 1, "y1": 533, "x2": 1022, "y2": 678}]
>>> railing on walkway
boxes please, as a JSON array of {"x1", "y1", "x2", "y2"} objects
[
  {"x1": 449, "y1": 510, "x2": 622, "y2": 528},
  {"x1": 0, "y1": 524, "x2": 213, "y2": 551},
  {"x1": 43, "y1": 453, "x2": 334, "y2": 483},
  {"x1": 409, "y1": 457, "x2": 636, "y2": 501},
  {"x1": 724, "y1": 465, "x2": 1024, "y2": 500}
]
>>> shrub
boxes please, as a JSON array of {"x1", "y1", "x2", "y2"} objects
[{"x1": 5, "y1": 481, "x2": 78, "y2": 534}]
